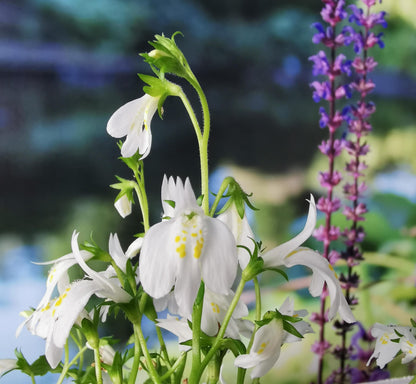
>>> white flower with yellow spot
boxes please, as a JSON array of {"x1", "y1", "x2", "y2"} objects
[
  {"x1": 260, "y1": 196, "x2": 355, "y2": 323},
  {"x1": 18, "y1": 231, "x2": 133, "y2": 369},
  {"x1": 234, "y1": 298, "x2": 312, "y2": 378},
  {"x1": 234, "y1": 317, "x2": 284, "y2": 379},
  {"x1": 368, "y1": 323, "x2": 416, "y2": 369},
  {"x1": 139, "y1": 176, "x2": 238, "y2": 316},
  {"x1": 106, "y1": 94, "x2": 159, "y2": 158},
  {"x1": 201, "y1": 288, "x2": 253, "y2": 339}
]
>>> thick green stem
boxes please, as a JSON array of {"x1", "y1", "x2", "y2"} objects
[
  {"x1": 128, "y1": 329, "x2": 142, "y2": 384},
  {"x1": 189, "y1": 283, "x2": 205, "y2": 384},
  {"x1": 93, "y1": 347, "x2": 103, "y2": 384},
  {"x1": 134, "y1": 323, "x2": 162, "y2": 384}
]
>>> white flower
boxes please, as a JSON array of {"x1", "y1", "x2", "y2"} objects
[
  {"x1": 114, "y1": 194, "x2": 132, "y2": 218},
  {"x1": 0, "y1": 359, "x2": 17, "y2": 376},
  {"x1": 139, "y1": 176, "x2": 238, "y2": 316},
  {"x1": 368, "y1": 323, "x2": 416, "y2": 369},
  {"x1": 217, "y1": 204, "x2": 255, "y2": 269},
  {"x1": 106, "y1": 94, "x2": 159, "y2": 158},
  {"x1": 400, "y1": 333, "x2": 416, "y2": 365},
  {"x1": 234, "y1": 299, "x2": 312, "y2": 379},
  {"x1": 234, "y1": 318, "x2": 284, "y2": 379},
  {"x1": 19, "y1": 232, "x2": 132, "y2": 369},
  {"x1": 261, "y1": 196, "x2": 355, "y2": 324},
  {"x1": 201, "y1": 288, "x2": 253, "y2": 339}
]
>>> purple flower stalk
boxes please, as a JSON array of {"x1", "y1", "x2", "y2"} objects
[
  {"x1": 309, "y1": 2, "x2": 352, "y2": 383},
  {"x1": 333, "y1": 1, "x2": 387, "y2": 383}
]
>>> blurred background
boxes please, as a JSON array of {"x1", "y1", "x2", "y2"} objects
[{"x1": 1, "y1": 0, "x2": 416, "y2": 382}]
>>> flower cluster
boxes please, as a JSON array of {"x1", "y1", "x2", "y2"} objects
[{"x1": 1, "y1": 32, "x2": 356, "y2": 384}]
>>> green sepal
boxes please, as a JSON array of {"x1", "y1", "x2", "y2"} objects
[
  {"x1": 255, "y1": 309, "x2": 304, "y2": 339},
  {"x1": 138, "y1": 74, "x2": 182, "y2": 119},
  {"x1": 390, "y1": 338, "x2": 400, "y2": 343},
  {"x1": 81, "y1": 313, "x2": 99, "y2": 349},
  {"x1": 411, "y1": 318, "x2": 416, "y2": 328},
  {"x1": 394, "y1": 329, "x2": 404, "y2": 338},
  {"x1": 110, "y1": 175, "x2": 136, "y2": 205},
  {"x1": 80, "y1": 237, "x2": 111, "y2": 263},
  {"x1": 241, "y1": 239, "x2": 264, "y2": 281},
  {"x1": 219, "y1": 338, "x2": 247, "y2": 356},
  {"x1": 119, "y1": 146, "x2": 142, "y2": 167},
  {"x1": 282, "y1": 318, "x2": 304, "y2": 339},
  {"x1": 140, "y1": 32, "x2": 193, "y2": 80},
  {"x1": 215, "y1": 177, "x2": 257, "y2": 219},
  {"x1": 103, "y1": 351, "x2": 123, "y2": 384}
]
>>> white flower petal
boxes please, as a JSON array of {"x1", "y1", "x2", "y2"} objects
[
  {"x1": 125, "y1": 237, "x2": 143, "y2": 259},
  {"x1": 156, "y1": 315, "x2": 192, "y2": 352},
  {"x1": 201, "y1": 217, "x2": 237, "y2": 295},
  {"x1": 217, "y1": 205, "x2": 255, "y2": 270},
  {"x1": 114, "y1": 195, "x2": 132, "y2": 218},
  {"x1": 262, "y1": 195, "x2": 316, "y2": 267},
  {"x1": 107, "y1": 98, "x2": 146, "y2": 138},
  {"x1": 109, "y1": 233, "x2": 128, "y2": 272},
  {"x1": 283, "y1": 248, "x2": 355, "y2": 323},
  {"x1": 0, "y1": 359, "x2": 17, "y2": 376},
  {"x1": 140, "y1": 221, "x2": 177, "y2": 299}
]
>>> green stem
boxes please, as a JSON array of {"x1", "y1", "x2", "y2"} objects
[
  {"x1": 409, "y1": 376, "x2": 416, "y2": 384},
  {"x1": 209, "y1": 177, "x2": 233, "y2": 217},
  {"x1": 128, "y1": 328, "x2": 142, "y2": 384},
  {"x1": 247, "y1": 277, "x2": 262, "y2": 353},
  {"x1": 196, "y1": 278, "x2": 247, "y2": 381},
  {"x1": 193, "y1": 81, "x2": 211, "y2": 215},
  {"x1": 56, "y1": 346, "x2": 89, "y2": 384},
  {"x1": 189, "y1": 282, "x2": 205, "y2": 384},
  {"x1": 159, "y1": 353, "x2": 187, "y2": 382},
  {"x1": 133, "y1": 164, "x2": 150, "y2": 232},
  {"x1": 178, "y1": 90, "x2": 202, "y2": 141},
  {"x1": 134, "y1": 323, "x2": 162, "y2": 384},
  {"x1": 93, "y1": 347, "x2": 103, "y2": 384},
  {"x1": 30, "y1": 374, "x2": 36, "y2": 384}
]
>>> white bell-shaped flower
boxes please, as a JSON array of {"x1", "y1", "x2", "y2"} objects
[
  {"x1": 139, "y1": 176, "x2": 238, "y2": 316},
  {"x1": 106, "y1": 94, "x2": 159, "y2": 158}
]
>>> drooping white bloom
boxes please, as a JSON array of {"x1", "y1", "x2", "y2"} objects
[
  {"x1": 260, "y1": 196, "x2": 355, "y2": 324},
  {"x1": 235, "y1": 318, "x2": 285, "y2": 379},
  {"x1": 217, "y1": 204, "x2": 255, "y2": 269},
  {"x1": 234, "y1": 299, "x2": 313, "y2": 379},
  {"x1": 114, "y1": 194, "x2": 132, "y2": 218},
  {"x1": 19, "y1": 232, "x2": 133, "y2": 368},
  {"x1": 106, "y1": 94, "x2": 159, "y2": 158},
  {"x1": 140, "y1": 176, "x2": 238, "y2": 316},
  {"x1": 368, "y1": 323, "x2": 416, "y2": 369}
]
